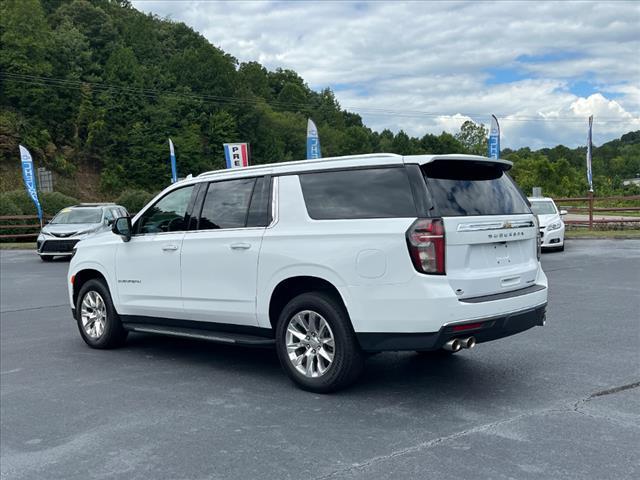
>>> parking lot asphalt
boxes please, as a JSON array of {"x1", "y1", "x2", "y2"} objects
[{"x1": 1, "y1": 240, "x2": 639, "y2": 480}]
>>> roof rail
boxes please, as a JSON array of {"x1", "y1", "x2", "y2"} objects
[{"x1": 197, "y1": 153, "x2": 401, "y2": 178}]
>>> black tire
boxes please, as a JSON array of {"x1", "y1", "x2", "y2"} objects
[
  {"x1": 558, "y1": 244, "x2": 565, "y2": 252},
  {"x1": 40, "y1": 255, "x2": 54, "y2": 262},
  {"x1": 275, "y1": 291, "x2": 364, "y2": 393},
  {"x1": 75, "y1": 279, "x2": 128, "y2": 349}
]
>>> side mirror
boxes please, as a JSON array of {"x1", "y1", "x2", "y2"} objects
[
  {"x1": 560, "y1": 210, "x2": 568, "y2": 216},
  {"x1": 112, "y1": 216, "x2": 132, "y2": 242}
]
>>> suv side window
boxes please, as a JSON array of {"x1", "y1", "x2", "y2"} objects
[
  {"x1": 299, "y1": 167, "x2": 417, "y2": 219},
  {"x1": 135, "y1": 185, "x2": 194, "y2": 234},
  {"x1": 198, "y1": 178, "x2": 256, "y2": 230},
  {"x1": 246, "y1": 176, "x2": 271, "y2": 227}
]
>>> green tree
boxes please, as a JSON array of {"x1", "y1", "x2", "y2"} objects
[
  {"x1": 420, "y1": 132, "x2": 464, "y2": 153},
  {"x1": 238, "y1": 62, "x2": 271, "y2": 98},
  {"x1": 392, "y1": 130, "x2": 418, "y2": 155},
  {"x1": 50, "y1": 0, "x2": 116, "y2": 63},
  {"x1": 455, "y1": 120, "x2": 488, "y2": 155},
  {"x1": 0, "y1": 0, "x2": 53, "y2": 118},
  {"x1": 277, "y1": 83, "x2": 308, "y2": 111},
  {"x1": 104, "y1": 46, "x2": 140, "y2": 84}
]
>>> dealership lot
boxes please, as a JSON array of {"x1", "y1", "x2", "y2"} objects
[{"x1": 1, "y1": 241, "x2": 639, "y2": 480}]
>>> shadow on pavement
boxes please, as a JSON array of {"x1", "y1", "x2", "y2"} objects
[{"x1": 120, "y1": 332, "x2": 528, "y2": 402}]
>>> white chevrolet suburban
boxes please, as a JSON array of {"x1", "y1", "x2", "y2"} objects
[{"x1": 68, "y1": 154, "x2": 548, "y2": 392}]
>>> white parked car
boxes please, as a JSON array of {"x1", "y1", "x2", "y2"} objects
[
  {"x1": 37, "y1": 203, "x2": 128, "y2": 261},
  {"x1": 68, "y1": 154, "x2": 548, "y2": 392},
  {"x1": 528, "y1": 197, "x2": 566, "y2": 252}
]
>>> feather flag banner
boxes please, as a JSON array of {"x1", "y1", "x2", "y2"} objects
[
  {"x1": 488, "y1": 115, "x2": 500, "y2": 159},
  {"x1": 586, "y1": 115, "x2": 593, "y2": 192},
  {"x1": 19, "y1": 145, "x2": 43, "y2": 224},
  {"x1": 306, "y1": 119, "x2": 322, "y2": 159},
  {"x1": 169, "y1": 138, "x2": 177, "y2": 183}
]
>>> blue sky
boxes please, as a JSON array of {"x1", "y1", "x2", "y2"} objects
[{"x1": 133, "y1": 0, "x2": 640, "y2": 148}]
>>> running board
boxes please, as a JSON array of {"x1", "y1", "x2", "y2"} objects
[{"x1": 123, "y1": 323, "x2": 275, "y2": 346}]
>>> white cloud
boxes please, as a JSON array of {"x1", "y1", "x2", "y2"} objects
[
  {"x1": 133, "y1": 0, "x2": 640, "y2": 148},
  {"x1": 571, "y1": 94, "x2": 635, "y2": 119}
]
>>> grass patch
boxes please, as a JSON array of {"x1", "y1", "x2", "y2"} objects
[
  {"x1": 0, "y1": 242, "x2": 36, "y2": 250},
  {"x1": 565, "y1": 229, "x2": 640, "y2": 239}
]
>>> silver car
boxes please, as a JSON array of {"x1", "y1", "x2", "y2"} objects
[{"x1": 37, "y1": 203, "x2": 128, "y2": 261}]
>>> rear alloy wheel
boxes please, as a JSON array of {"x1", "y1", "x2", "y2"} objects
[
  {"x1": 76, "y1": 279, "x2": 128, "y2": 349},
  {"x1": 276, "y1": 292, "x2": 364, "y2": 393},
  {"x1": 285, "y1": 310, "x2": 336, "y2": 378}
]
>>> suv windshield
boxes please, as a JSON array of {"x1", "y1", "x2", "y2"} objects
[
  {"x1": 422, "y1": 160, "x2": 530, "y2": 217},
  {"x1": 51, "y1": 208, "x2": 102, "y2": 224},
  {"x1": 529, "y1": 201, "x2": 557, "y2": 215}
]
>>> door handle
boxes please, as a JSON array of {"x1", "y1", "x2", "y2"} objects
[
  {"x1": 230, "y1": 242, "x2": 251, "y2": 250},
  {"x1": 162, "y1": 244, "x2": 179, "y2": 251}
]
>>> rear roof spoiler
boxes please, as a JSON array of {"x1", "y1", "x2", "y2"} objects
[{"x1": 403, "y1": 154, "x2": 513, "y2": 170}]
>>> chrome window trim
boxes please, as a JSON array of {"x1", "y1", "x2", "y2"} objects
[
  {"x1": 184, "y1": 226, "x2": 266, "y2": 235},
  {"x1": 267, "y1": 176, "x2": 279, "y2": 229},
  {"x1": 456, "y1": 219, "x2": 535, "y2": 232},
  {"x1": 130, "y1": 231, "x2": 188, "y2": 238}
]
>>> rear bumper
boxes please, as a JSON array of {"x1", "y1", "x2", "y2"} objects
[
  {"x1": 345, "y1": 267, "x2": 548, "y2": 334},
  {"x1": 357, "y1": 303, "x2": 547, "y2": 352}
]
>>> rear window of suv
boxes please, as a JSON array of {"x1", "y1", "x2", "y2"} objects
[
  {"x1": 299, "y1": 167, "x2": 417, "y2": 220},
  {"x1": 422, "y1": 160, "x2": 530, "y2": 216}
]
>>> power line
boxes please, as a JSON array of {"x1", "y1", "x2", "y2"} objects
[{"x1": 2, "y1": 72, "x2": 639, "y2": 125}]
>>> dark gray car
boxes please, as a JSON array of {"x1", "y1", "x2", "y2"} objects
[{"x1": 36, "y1": 203, "x2": 128, "y2": 261}]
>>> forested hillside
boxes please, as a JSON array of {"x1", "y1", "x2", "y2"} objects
[{"x1": 1, "y1": 0, "x2": 639, "y2": 214}]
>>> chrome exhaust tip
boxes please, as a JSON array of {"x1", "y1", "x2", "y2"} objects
[
  {"x1": 443, "y1": 339, "x2": 461, "y2": 352},
  {"x1": 461, "y1": 336, "x2": 476, "y2": 349}
]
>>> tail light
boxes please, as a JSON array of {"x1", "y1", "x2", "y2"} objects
[{"x1": 406, "y1": 218, "x2": 445, "y2": 274}]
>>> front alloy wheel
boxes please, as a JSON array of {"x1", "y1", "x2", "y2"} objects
[
  {"x1": 75, "y1": 278, "x2": 127, "y2": 349},
  {"x1": 80, "y1": 290, "x2": 107, "y2": 339},
  {"x1": 286, "y1": 310, "x2": 335, "y2": 378}
]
